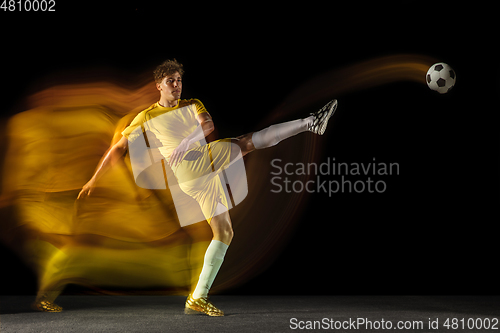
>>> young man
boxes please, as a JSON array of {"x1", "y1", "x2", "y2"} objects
[{"x1": 78, "y1": 59, "x2": 337, "y2": 316}]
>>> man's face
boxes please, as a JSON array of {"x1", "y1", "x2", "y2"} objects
[{"x1": 157, "y1": 72, "x2": 182, "y2": 100}]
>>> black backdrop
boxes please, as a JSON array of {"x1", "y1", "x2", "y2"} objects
[{"x1": 1, "y1": 1, "x2": 497, "y2": 295}]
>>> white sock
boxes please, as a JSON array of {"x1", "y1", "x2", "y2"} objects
[
  {"x1": 251, "y1": 116, "x2": 314, "y2": 149},
  {"x1": 192, "y1": 240, "x2": 229, "y2": 299}
]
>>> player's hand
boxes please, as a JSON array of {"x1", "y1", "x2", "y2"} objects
[
  {"x1": 77, "y1": 178, "x2": 96, "y2": 199},
  {"x1": 170, "y1": 138, "x2": 190, "y2": 167}
]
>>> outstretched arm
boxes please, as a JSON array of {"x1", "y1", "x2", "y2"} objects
[
  {"x1": 170, "y1": 112, "x2": 214, "y2": 166},
  {"x1": 77, "y1": 135, "x2": 129, "y2": 199}
]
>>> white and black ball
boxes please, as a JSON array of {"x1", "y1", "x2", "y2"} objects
[{"x1": 426, "y1": 62, "x2": 456, "y2": 94}]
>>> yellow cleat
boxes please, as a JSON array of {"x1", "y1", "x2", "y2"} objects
[
  {"x1": 185, "y1": 293, "x2": 224, "y2": 317},
  {"x1": 31, "y1": 294, "x2": 63, "y2": 312}
]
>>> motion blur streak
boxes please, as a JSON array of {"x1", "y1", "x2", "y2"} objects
[
  {"x1": 271, "y1": 54, "x2": 437, "y2": 121},
  {"x1": 0, "y1": 54, "x2": 436, "y2": 300}
]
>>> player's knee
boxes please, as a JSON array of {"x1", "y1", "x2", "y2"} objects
[
  {"x1": 211, "y1": 215, "x2": 234, "y2": 243},
  {"x1": 220, "y1": 220, "x2": 234, "y2": 241},
  {"x1": 215, "y1": 227, "x2": 233, "y2": 245},
  {"x1": 224, "y1": 226, "x2": 234, "y2": 243},
  {"x1": 227, "y1": 223, "x2": 234, "y2": 238},
  {"x1": 232, "y1": 134, "x2": 254, "y2": 156}
]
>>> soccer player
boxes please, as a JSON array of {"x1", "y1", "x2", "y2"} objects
[{"x1": 78, "y1": 59, "x2": 337, "y2": 316}]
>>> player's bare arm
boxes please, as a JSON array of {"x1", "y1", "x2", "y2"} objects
[{"x1": 77, "y1": 136, "x2": 128, "y2": 199}]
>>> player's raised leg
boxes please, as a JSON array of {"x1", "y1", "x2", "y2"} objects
[
  {"x1": 185, "y1": 99, "x2": 337, "y2": 317},
  {"x1": 231, "y1": 99, "x2": 338, "y2": 156}
]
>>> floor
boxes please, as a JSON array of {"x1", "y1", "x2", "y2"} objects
[{"x1": 1, "y1": 295, "x2": 499, "y2": 332}]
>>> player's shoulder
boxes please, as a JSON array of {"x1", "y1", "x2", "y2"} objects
[
  {"x1": 143, "y1": 102, "x2": 160, "y2": 112},
  {"x1": 179, "y1": 98, "x2": 205, "y2": 108},
  {"x1": 179, "y1": 99, "x2": 208, "y2": 115}
]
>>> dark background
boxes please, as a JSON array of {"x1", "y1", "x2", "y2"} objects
[{"x1": 1, "y1": 1, "x2": 497, "y2": 295}]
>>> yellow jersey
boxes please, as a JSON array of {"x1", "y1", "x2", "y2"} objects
[{"x1": 122, "y1": 99, "x2": 209, "y2": 164}]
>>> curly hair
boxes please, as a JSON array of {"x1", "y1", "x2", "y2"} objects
[{"x1": 153, "y1": 59, "x2": 184, "y2": 84}]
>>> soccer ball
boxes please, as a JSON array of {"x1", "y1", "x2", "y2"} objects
[{"x1": 426, "y1": 62, "x2": 456, "y2": 94}]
